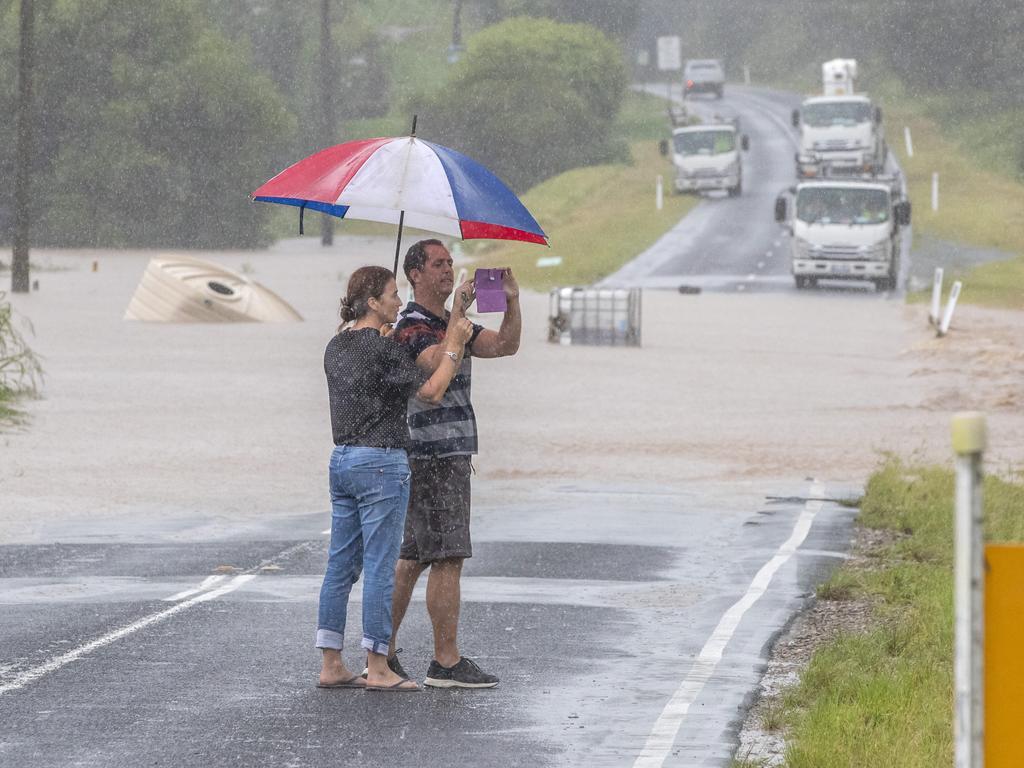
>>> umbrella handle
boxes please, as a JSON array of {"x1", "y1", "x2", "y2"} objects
[
  {"x1": 392, "y1": 210, "x2": 405, "y2": 276},
  {"x1": 299, "y1": 202, "x2": 306, "y2": 235}
]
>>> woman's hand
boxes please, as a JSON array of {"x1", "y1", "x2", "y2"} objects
[{"x1": 446, "y1": 317, "x2": 474, "y2": 349}]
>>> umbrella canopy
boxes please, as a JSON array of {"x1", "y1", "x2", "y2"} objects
[{"x1": 252, "y1": 137, "x2": 547, "y2": 266}]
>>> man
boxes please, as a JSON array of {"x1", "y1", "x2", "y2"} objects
[{"x1": 389, "y1": 239, "x2": 521, "y2": 688}]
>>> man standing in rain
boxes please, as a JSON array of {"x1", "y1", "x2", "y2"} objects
[{"x1": 388, "y1": 238, "x2": 521, "y2": 688}]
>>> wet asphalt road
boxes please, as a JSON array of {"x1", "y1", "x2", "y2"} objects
[
  {"x1": 601, "y1": 84, "x2": 911, "y2": 296},
  {"x1": 0, "y1": 482, "x2": 856, "y2": 767}
]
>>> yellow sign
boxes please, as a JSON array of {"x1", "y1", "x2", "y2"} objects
[{"x1": 985, "y1": 544, "x2": 1024, "y2": 767}]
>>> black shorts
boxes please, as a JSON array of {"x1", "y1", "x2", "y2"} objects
[{"x1": 399, "y1": 455, "x2": 472, "y2": 563}]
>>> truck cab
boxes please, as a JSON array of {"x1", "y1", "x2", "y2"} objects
[
  {"x1": 660, "y1": 122, "x2": 749, "y2": 196},
  {"x1": 791, "y1": 95, "x2": 886, "y2": 178},
  {"x1": 774, "y1": 178, "x2": 911, "y2": 291}
]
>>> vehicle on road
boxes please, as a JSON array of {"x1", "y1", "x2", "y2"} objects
[
  {"x1": 791, "y1": 94, "x2": 886, "y2": 178},
  {"x1": 684, "y1": 59, "x2": 725, "y2": 99},
  {"x1": 774, "y1": 177, "x2": 911, "y2": 291},
  {"x1": 660, "y1": 120, "x2": 749, "y2": 196}
]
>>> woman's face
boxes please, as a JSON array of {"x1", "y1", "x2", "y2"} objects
[{"x1": 373, "y1": 278, "x2": 402, "y2": 324}]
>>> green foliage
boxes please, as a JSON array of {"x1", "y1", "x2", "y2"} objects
[
  {"x1": 0, "y1": 0, "x2": 296, "y2": 248},
  {"x1": 0, "y1": 292, "x2": 43, "y2": 427},
  {"x1": 498, "y1": 0, "x2": 640, "y2": 41},
  {"x1": 418, "y1": 17, "x2": 627, "y2": 192}
]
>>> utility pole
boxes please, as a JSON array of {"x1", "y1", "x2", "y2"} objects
[
  {"x1": 319, "y1": 0, "x2": 337, "y2": 246},
  {"x1": 12, "y1": 0, "x2": 35, "y2": 293},
  {"x1": 447, "y1": 0, "x2": 465, "y2": 64}
]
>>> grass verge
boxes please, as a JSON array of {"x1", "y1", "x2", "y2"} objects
[
  {"x1": 873, "y1": 82, "x2": 1024, "y2": 310},
  {"x1": 776, "y1": 459, "x2": 1024, "y2": 767}
]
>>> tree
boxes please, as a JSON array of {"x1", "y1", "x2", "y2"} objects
[
  {"x1": 0, "y1": 0, "x2": 297, "y2": 249},
  {"x1": 501, "y1": 0, "x2": 640, "y2": 42},
  {"x1": 419, "y1": 17, "x2": 627, "y2": 192}
]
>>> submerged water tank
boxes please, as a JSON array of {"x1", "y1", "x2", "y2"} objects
[{"x1": 124, "y1": 256, "x2": 302, "y2": 323}]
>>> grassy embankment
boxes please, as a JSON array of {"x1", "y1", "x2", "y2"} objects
[
  {"x1": 737, "y1": 461, "x2": 1024, "y2": 767},
  {"x1": 877, "y1": 83, "x2": 1024, "y2": 310}
]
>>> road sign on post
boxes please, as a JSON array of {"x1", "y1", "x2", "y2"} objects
[{"x1": 656, "y1": 36, "x2": 681, "y2": 72}]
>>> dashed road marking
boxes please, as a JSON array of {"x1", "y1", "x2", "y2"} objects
[{"x1": 163, "y1": 574, "x2": 227, "y2": 602}]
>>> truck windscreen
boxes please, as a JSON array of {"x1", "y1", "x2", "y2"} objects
[
  {"x1": 796, "y1": 187, "x2": 889, "y2": 225},
  {"x1": 673, "y1": 131, "x2": 735, "y2": 156},
  {"x1": 802, "y1": 102, "x2": 872, "y2": 127}
]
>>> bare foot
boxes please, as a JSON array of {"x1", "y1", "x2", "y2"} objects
[
  {"x1": 319, "y1": 663, "x2": 365, "y2": 688},
  {"x1": 365, "y1": 671, "x2": 420, "y2": 690}
]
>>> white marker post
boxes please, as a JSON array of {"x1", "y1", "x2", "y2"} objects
[
  {"x1": 938, "y1": 280, "x2": 962, "y2": 337},
  {"x1": 743, "y1": 65, "x2": 751, "y2": 86},
  {"x1": 930, "y1": 267, "x2": 944, "y2": 326},
  {"x1": 656, "y1": 175, "x2": 664, "y2": 211},
  {"x1": 904, "y1": 126, "x2": 914, "y2": 158},
  {"x1": 932, "y1": 172, "x2": 940, "y2": 212},
  {"x1": 952, "y1": 412, "x2": 986, "y2": 768}
]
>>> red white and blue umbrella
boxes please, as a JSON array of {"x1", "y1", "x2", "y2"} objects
[{"x1": 251, "y1": 131, "x2": 547, "y2": 274}]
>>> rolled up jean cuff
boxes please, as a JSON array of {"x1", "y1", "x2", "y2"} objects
[
  {"x1": 315, "y1": 629, "x2": 344, "y2": 650},
  {"x1": 361, "y1": 637, "x2": 390, "y2": 655}
]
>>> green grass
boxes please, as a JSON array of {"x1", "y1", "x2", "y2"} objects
[
  {"x1": 0, "y1": 297, "x2": 44, "y2": 429},
  {"x1": 777, "y1": 460, "x2": 1024, "y2": 767},
  {"x1": 867, "y1": 82, "x2": 1024, "y2": 310}
]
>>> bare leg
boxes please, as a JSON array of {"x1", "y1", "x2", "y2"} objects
[
  {"x1": 319, "y1": 649, "x2": 364, "y2": 687},
  {"x1": 366, "y1": 651, "x2": 418, "y2": 689},
  {"x1": 426, "y1": 558, "x2": 464, "y2": 668},
  {"x1": 389, "y1": 558, "x2": 428, "y2": 657}
]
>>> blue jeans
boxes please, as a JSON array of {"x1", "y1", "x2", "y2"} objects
[{"x1": 316, "y1": 446, "x2": 411, "y2": 655}]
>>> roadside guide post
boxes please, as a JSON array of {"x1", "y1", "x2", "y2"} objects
[
  {"x1": 952, "y1": 412, "x2": 986, "y2": 768},
  {"x1": 656, "y1": 175, "x2": 663, "y2": 211},
  {"x1": 938, "y1": 280, "x2": 962, "y2": 337},
  {"x1": 656, "y1": 35, "x2": 681, "y2": 103},
  {"x1": 929, "y1": 267, "x2": 944, "y2": 326}
]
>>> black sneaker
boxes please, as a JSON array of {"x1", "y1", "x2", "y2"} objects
[
  {"x1": 361, "y1": 648, "x2": 409, "y2": 679},
  {"x1": 423, "y1": 657, "x2": 499, "y2": 689}
]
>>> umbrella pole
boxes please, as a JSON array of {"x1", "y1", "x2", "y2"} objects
[{"x1": 392, "y1": 210, "x2": 405, "y2": 276}]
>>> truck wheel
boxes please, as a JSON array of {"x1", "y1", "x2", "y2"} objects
[
  {"x1": 873, "y1": 277, "x2": 892, "y2": 292},
  {"x1": 717, "y1": 86, "x2": 724, "y2": 99},
  {"x1": 795, "y1": 276, "x2": 817, "y2": 290},
  {"x1": 728, "y1": 181, "x2": 742, "y2": 197}
]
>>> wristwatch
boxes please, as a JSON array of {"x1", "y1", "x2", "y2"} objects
[{"x1": 444, "y1": 350, "x2": 459, "y2": 363}]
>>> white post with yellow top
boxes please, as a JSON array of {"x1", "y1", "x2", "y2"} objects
[{"x1": 953, "y1": 411, "x2": 986, "y2": 768}]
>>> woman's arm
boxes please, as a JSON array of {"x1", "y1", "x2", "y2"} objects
[{"x1": 414, "y1": 317, "x2": 474, "y2": 404}]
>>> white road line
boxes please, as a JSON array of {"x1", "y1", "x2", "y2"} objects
[
  {"x1": 0, "y1": 574, "x2": 255, "y2": 696},
  {"x1": 633, "y1": 482, "x2": 826, "y2": 768},
  {"x1": 162, "y1": 574, "x2": 227, "y2": 602}
]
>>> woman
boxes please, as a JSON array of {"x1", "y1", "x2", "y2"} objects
[{"x1": 317, "y1": 265, "x2": 473, "y2": 692}]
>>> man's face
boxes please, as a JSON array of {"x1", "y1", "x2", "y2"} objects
[{"x1": 412, "y1": 244, "x2": 455, "y2": 301}]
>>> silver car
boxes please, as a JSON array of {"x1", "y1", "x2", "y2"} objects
[{"x1": 684, "y1": 59, "x2": 725, "y2": 99}]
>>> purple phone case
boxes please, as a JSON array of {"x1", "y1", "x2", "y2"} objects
[{"x1": 474, "y1": 268, "x2": 507, "y2": 313}]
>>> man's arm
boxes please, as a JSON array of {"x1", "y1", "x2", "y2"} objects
[{"x1": 469, "y1": 268, "x2": 521, "y2": 359}]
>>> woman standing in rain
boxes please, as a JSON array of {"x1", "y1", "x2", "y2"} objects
[{"x1": 317, "y1": 265, "x2": 473, "y2": 691}]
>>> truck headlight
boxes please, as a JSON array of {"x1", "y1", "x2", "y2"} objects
[{"x1": 795, "y1": 237, "x2": 815, "y2": 258}]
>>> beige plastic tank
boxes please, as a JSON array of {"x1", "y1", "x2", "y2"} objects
[{"x1": 124, "y1": 255, "x2": 302, "y2": 323}]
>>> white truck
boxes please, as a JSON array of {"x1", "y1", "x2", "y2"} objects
[
  {"x1": 774, "y1": 178, "x2": 911, "y2": 291},
  {"x1": 659, "y1": 121, "x2": 749, "y2": 196},
  {"x1": 791, "y1": 94, "x2": 886, "y2": 178}
]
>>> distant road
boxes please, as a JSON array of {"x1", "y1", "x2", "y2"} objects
[{"x1": 601, "y1": 83, "x2": 911, "y2": 295}]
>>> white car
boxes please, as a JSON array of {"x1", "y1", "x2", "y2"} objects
[{"x1": 684, "y1": 59, "x2": 725, "y2": 99}]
